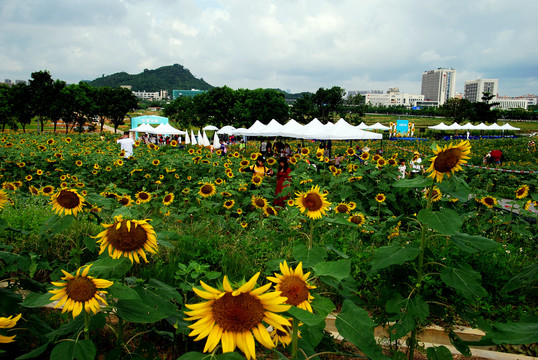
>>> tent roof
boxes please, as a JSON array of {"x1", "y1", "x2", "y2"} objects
[
  {"x1": 500, "y1": 123, "x2": 520, "y2": 130},
  {"x1": 367, "y1": 122, "x2": 390, "y2": 130},
  {"x1": 146, "y1": 123, "x2": 185, "y2": 135},
  {"x1": 217, "y1": 125, "x2": 236, "y2": 135},
  {"x1": 259, "y1": 119, "x2": 284, "y2": 137},
  {"x1": 131, "y1": 123, "x2": 155, "y2": 132},
  {"x1": 428, "y1": 122, "x2": 449, "y2": 130},
  {"x1": 278, "y1": 119, "x2": 305, "y2": 138}
]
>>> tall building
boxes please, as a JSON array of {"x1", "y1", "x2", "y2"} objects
[
  {"x1": 362, "y1": 88, "x2": 424, "y2": 108},
  {"x1": 463, "y1": 79, "x2": 498, "y2": 102},
  {"x1": 421, "y1": 68, "x2": 456, "y2": 106}
]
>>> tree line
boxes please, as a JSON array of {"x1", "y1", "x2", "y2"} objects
[
  {"x1": 0, "y1": 71, "x2": 138, "y2": 133},
  {"x1": 1, "y1": 70, "x2": 535, "y2": 133}
]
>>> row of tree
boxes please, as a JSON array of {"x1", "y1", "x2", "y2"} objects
[
  {"x1": 0, "y1": 71, "x2": 137, "y2": 133},
  {"x1": 1, "y1": 70, "x2": 535, "y2": 133}
]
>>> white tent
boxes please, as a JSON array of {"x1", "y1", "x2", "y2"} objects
[
  {"x1": 184, "y1": 130, "x2": 190, "y2": 144},
  {"x1": 459, "y1": 122, "x2": 477, "y2": 130},
  {"x1": 213, "y1": 131, "x2": 220, "y2": 148},
  {"x1": 357, "y1": 122, "x2": 369, "y2": 129},
  {"x1": 147, "y1": 123, "x2": 185, "y2": 135},
  {"x1": 487, "y1": 123, "x2": 504, "y2": 130},
  {"x1": 500, "y1": 123, "x2": 520, "y2": 131},
  {"x1": 259, "y1": 119, "x2": 284, "y2": 137},
  {"x1": 428, "y1": 122, "x2": 450, "y2": 130},
  {"x1": 367, "y1": 122, "x2": 390, "y2": 130},
  {"x1": 190, "y1": 130, "x2": 197, "y2": 145},
  {"x1": 302, "y1": 120, "x2": 336, "y2": 139},
  {"x1": 279, "y1": 119, "x2": 305, "y2": 138},
  {"x1": 324, "y1": 118, "x2": 382, "y2": 140},
  {"x1": 197, "y1": 130, "x2": 203, "y2": 145},
  {"x1": 131, "y1": 123, "x2": 155, "y2": 133},
  {"x1": 203, "y1": 125, "x2": 219, "y2": 131},
  {"x1": 217, "y1": 125, "x2": 236, "y2": 135},
  {"x1": 473, "y1": 122, "x2": 490, "y2": 130},
  {"x1": 445, "y1": 123, "x2": 464, "y2": 130},
  {"x1": 243, "y1": 120, "x2": 267, "y2": 136},
  {"x1": 232, "y1": 128, "x2": 248, "y2": 136},
  {"x1": 202, "y1": 130, "x2": 211, "y2": 146}
]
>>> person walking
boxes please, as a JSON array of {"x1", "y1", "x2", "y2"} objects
[
  {"x1": 117, "y1": 131, "x2": 135, "y2": 159},
  {"x1": 274, "y1": 157, "x2": 292, "y2": 207},
  {"x1": 410, "y1": 152, "x2": 424, "y2": 177}
]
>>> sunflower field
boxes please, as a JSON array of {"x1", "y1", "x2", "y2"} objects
[{"x1": 0, "y1": 131, "x2": 537, "y2": 360}]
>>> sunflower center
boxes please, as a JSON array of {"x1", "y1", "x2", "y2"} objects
[
  {"x1": 106, "y1": 221, "x2": 148, "y2": 252},
  {"x1": 201, "y1": 185, "x2": 213, "y2": 194},
  {"x1": 336, "y1": 204, "x2": 349, "y2": 213},
  {"x1": 255, "y1": 199, "x2": 265, "y2": 208},
  {"x1": 279, "y1": 275, "x2": 310, "y2": 306},
  {"x1": 164, "y1": 195, "x2": 172, "y2": 203},
  {"x1": 350, "y1": 215, "x2": 363, "y2": 225},
  {"x1": 303, "y1": 193, "x2": 322, "y2": 211},
  {"x1": 484, "y1": 197, "x2": 494, "y2": 206},
  {"x1": 212, "y1": 292, "x2": 265, "y2": 332},
  {"x1": 119, "y1": 198, "x2": 129, "y2": 205},
  {"x1": 65, "y1": 277, "x2": 97, "y2": 302},
  {"x1": 433, "y1": 148, "x2": 462, "y2": 173},
  {"x1": 138, "y1": 192, "x2": 149, "y2": 200},
  {"x1": 56, "y1": 190, "x2": 81, "y2": 209}
]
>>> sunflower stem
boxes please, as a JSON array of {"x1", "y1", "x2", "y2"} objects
[
  {"x1": 291, "y1": 316, "x2": 300, "y2": 360},
  {"x1": 408, "y1": 183, "x2": 434, "y2": 360},
  {"x1": 84, "y1": 311, "x2": 90, "y2": 341},
  {"x1": 308, "y1": 219, "x2": 314, "y2": 250}
]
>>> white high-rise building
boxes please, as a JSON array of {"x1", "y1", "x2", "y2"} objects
[
  {"x1": 463, "y1": 79, "x2": 498, "y2": 102},
  {"x1": 421, "y1": 68, "x2": 456, "y2": 106}
]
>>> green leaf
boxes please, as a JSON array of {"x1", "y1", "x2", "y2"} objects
[
  {"x1": 501, "y1": 263, "x2": 538, "y2": 293},
  {"x1": 83, "y1": 236, "x2": 96, "y2": 253},
  {"x1": 177, "y1": 351, "x2": 246, "y2": 360},
  {"x1": 418, "y1": 208, "x2": 462, "y2": 235},
  {"x1": 426, "y1": 346, "x2": 453, "y2": 360},
  {"x1": 299, "y1": 319, "x2": 326, "y2": 347},
  {"x1": 108, "y1": 283, "x2": 140, "y2": 300},
  {"x1": 335, "y1": 300, "x2": 389, "y2": 360},
  {"x1": 311, "y1": 295, "x2": 335, "y2": 318},
  {"x1": 21, "y1": 291, "x2": 52, "y2": 308},
  {"x1": 90, "y1": 256, "x2": 132, "y2": 279},
  {"x1": 149, "y1": 278, "x2": 183, "y2": 303},
  {"x1": 15, "y1": 342, "x2": 49, "y2": 359},
  {"x1": 437, "y1": 174, "x2": 470, "y2": 202},
  {"x1": 369, "y1": 242, "x2": 420, "y2": 274},
  {"x1": 489, "y1": 321, "x2": 538, "y2": 345},
  {"x1": 134, "y1": 285, "x2": 179, "y2": 317},
  {"x1": 312, "y1": 260, "x2": 350, "y2": 281},
  {"x1": 116, "y1": 299, "x2": 167, "y2": 323},
  {"x1": 0, "y1": 218, "x2": 8, "y2": 232},
  {"x1": 392, "y1": 177, "x2": 433, "y2": 188},
  {"x1": 440, "y1": 264, "x2": 487, "y2": 302},
  {"x1": 287, "y1": 306, "x2": 326, "y2": 327},
  {"x1": 448, "y1": 330, "x2": 472, "y2": 357},
  {"x1": 111, "y1": 207, "x2": 132, "y2": 219},
  {"x1": 293, "y1": 245, "x2": 327, "y2": 267},
  {"x1": 50, "y1": 339, "x2": 96, "y2": 360},
  {"x1": 39, "y1": 214, "x2": 74, "y2": 234},
  {"x1": 451, "y1": 232, "x2": 500, "y2": 253}
]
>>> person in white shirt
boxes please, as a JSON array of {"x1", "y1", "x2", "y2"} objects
[
  {"x1": 117, "y1": 131, "x2": 135, "y2": 158},
  {"x1": 410, "y1": 152, "x2": 424, "y2": 177},
  {"x1": 398, "y1": 159, "x2": 409, "y2": 179}
]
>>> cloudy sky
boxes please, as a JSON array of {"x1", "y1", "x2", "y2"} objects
[{"x1": 1, "y1": 0, "x2": 536, "y2": 97}]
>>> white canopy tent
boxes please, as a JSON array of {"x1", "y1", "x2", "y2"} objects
[
  {"x1": 366, "y1": 122, "x2": 390, "y2": 131},
  {"x1": 213, "y1": 131, "x2": 220, "y2": 148},
  {"x1": 146, "y1": 123, "x2": 185, "y2": 135},
  {"x1": 217, "y1": 125, "x2": 236, "y2": 135},
  {"x1": 184, "y1": 130, "x2": 190, "y2": 144},
  {"x1": 445, "y1": 123, "x2": 464, "y2": 130},
  {"x1": 323, "y1": 118, "x2": 382, "y2": 140},
  {"x1": 258, "y1": 119, "x2": 284, "y2": 137},
  {"x1": 357, "y1": 122, "x2": 369, "y2": 129},
  {"x1": 190, "y1": 130, "x2": 197, "y2": 145},
  {"x1": 278, "y1": 119, "x2": 305, "y2": 138},
  {"x1": 202, "y1": 130, "x2": 211, "y2": 146},
  {"x1": 232, "y1": 128, "x2": 248, "y2": 136},
  {"x1": 242, "y1": 120, "x2": 267, "y2": 136},
  {"x1": 302, "y1": 120, "x2": 336, "y2": 139},
  {"x1": 428, "y1": 122, "x2": 449, "y2": 130},
  {"x1": 131, "y1": 123, "x2": 155, "y2": 133},
  {"x1": 500, "y1": 123, "x2": 520, "y2": 131},
  {"x1": 203, "y1": 125, "x2": 219, "y2": 131}
]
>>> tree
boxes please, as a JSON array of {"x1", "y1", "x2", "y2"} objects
[
  {"x1": 10, "y1": 83, "x2": 33, "y2": 132},
  {"x1": 290, "y1": 93, "x2": 316, "y2": 122},
  {"x1": 28, "y1": 70, "x2": 57, "y2": 132},
  {"x1": 108, "y1": 88, "x2": 138, "y2": 133},
  {"x1": 245, "y1": 89, "x2": 288, "y2": 124},
  {"x1": 94, "y1": 87, "x2": 115, "y2": 133},
  {"x1": 312, "y1": 86, "x2": 345, "y2": 121},
  {"x1": 163, "y1": 95, "x2": 197, "y2": 129},
  {"x1": 48, "y1": 80, "x2": 67, "y2": 132},
  {"x1": 0, "y1": 84, "x2": 12, "y2": 132},
  {"x1": 441, "y1": 98, "x2": 473, "y2": 123},
  {"x1": 470, "y1": 92, "x2": 499, "y2": 124}
]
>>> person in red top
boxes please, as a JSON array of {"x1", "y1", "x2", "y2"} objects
[
  {"x1": 490, "y1": 149, "x2": 503, "y2": 165},
  {"x1": 274, "y1": 157, "x2": 292, "y2": 207}
]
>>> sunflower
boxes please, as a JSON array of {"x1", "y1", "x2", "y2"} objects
[
  {"x1": 334, "y1": 202, "x2": 352, "y2": 214},
  {"x1": 251, "y1": 195, "x2": 268, "y2": 209},
  {"x1": 424, "y1": 186, "x2": 442, "y2": 202},
  {"x1": 251, "y1": 174, "x2": 263, "y2": 187},
  {"x1": 377, "y1": 158, "x2": 387, "y2": 167},
  {"x1": 41, "y1": 185, "x2": 55, "y2": 196},
  {"x1": 101, "y1": 191, "x2": 119, "y2": 199},
  {"x1": 51, "y1": 189, "x2": 85, "y2": 216},
  {"x1": 237, "y1": 208, "x2": 243, "y2": 215},
  {"x1": 360, "y1": 152, "x2": 369, "y2": 161},
  {"x1": 29, "y1": 186, "x2": 39, "y2": 196},
  {"x1": 346, "y1": 148, "x2": 355, "y2": 156},
  {"x1": 294, "y1": 185, "x2": 331, "y2": 220},
  {"x1": 240, "y1": 159, "x2": 250, "y2": 167},
  {"x1": 267, "y1": 261, "x2": 316, "y2": 312},
  {"x1": 48, "y1": 264, "x2": 113, "y2": 318},
  {"x1": 480, "y1": 196, "x2": 497, "y2": 208},
  {"x1": 515, "y1": 185, "x2": 529, "y2": 199},
  {"x1": 0, "y1": 190, "x2": 10, "y2": 210},
  {"x1": 287, "y1": 199, "x2": 295, "y2": 207},
  {"x1": 184, "y1": 272, "x2": 291, "y2": 360},
  {"x1": 524, "y1": 200, "x2": 537, "y2": 211},
  {"x1": 1, "y1": 182, "x2": 16, "y2": 191},
  {"x1": 289, "y1": 157, "x2": 297, "y2": 165},
  {"x1": 348, "y1": 176, "x2": 363, "y2": 182},
  {"x1": 375, "y1": 193, "x2": 386, "y2": 203},
  {"x1": 182, "y1": 188, "x2": 190, "y2": 195},
  {"x1": 426, "y1": 140, "x2": 471, "y2": 183},
  {"x1": 198, "y1": 183, "x2": 217, "y2": 198},
  {"x1": 348, "y1": 212, "x2": 365, "y2": 226},
  {"x1": 36, "y1": 169, "x2": 43, "y2": 176},
  {"x1": 170, "y1": 140, "x2": 178, "y2": 147},
  {"x1": 250, "y1": 152, "x2": 260, "y2": 160},
  {"x1": 215, "y1": 178, "x2": 225, "y2": 186},
  {"x1": 388, "y1": 159, "x2": 397, "y2": 166},
  {"x1": 188, "y1": 148, "x2": 195, "y2": 155},
  {"x1": 300, "y1": 147, "x2": 310, "y2": 156},
  {"x1": 152, "y1": 159, "x2": 160, "y2": 166},
  {"x1": 226, "y1": 171, "x2": 234, "y2": 179},
  {"x1": 118, "y1": 195, "x2": 134, "y2": 207},
  {"x1": 267, "y1": 158, "x2": 276, "y2": 166},
  {"x1": 223, "y1": 199, "x2": 235, "y2": 209},
  {"x1": 47, "y1": 139, "x2": 55, "y2": 145},
  {"x1": 94, "y1": 215, "x2": 158, "y2": 263},
  {"x1": 163, "y1": 193, "x2": 175, "y2": 205},
  {"x1": 135, "y1": 191, "x2": 152, "y2": 203},
  {"x1": 263, "y1": 206, "x2": 278, "y2": 217},
  {"x1": 0, "y1": 313, "x2": 21, "y2": 343}
]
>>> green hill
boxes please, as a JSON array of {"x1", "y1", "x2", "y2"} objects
[{"x1": 87, "y1": 64, "x2": 213, "y2": 93}]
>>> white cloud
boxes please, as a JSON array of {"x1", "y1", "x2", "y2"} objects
[{"x1": 0, "y1": 0, "x2": 536, "y2": 96}]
